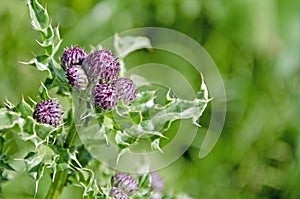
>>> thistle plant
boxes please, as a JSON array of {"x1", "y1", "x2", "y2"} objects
[{"x1": 0, "y1": 0, "x2": 209, "y2": 198}]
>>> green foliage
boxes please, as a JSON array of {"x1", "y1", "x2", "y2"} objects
[
  {"x1": 27, "y1": 0, "x2": 49, "y2": 31},
  {"x1": 25, "y1": 0, "x2": 68, "y2": 98},
  {"x1": 109, "y1": 84, "x2": 208, "y2": 154},
  {"x1": 135, "y1": 173, "x2": 152, "y2": 198},
  {"x1": 0, "y1": 0, "x2": 210, "y2": 198}
]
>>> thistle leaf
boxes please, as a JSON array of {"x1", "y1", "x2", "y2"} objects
[
  {"x1": 27, "y1": 0, "x2": 50, "y2": 32},
  {"x1": 0, "y1": 160, "x2": 15, "y2": 171},
  {"x1": 151, "y1": 139, "x2": 163, "y2": 153},
  {"x1": 24, "y1": 145, "x2": 55, "y2": 172},
  {"x1": 25, "y1": 0, "x2": 65, "y2": 93},
  {"x1": 109, "y1": 77, "x2": 209, "y2": 152},
  {"x1": 25, "y1": 144, "x2": 55, "y2": 197},
  {"x1": 138, "y1": 173, "x2": 151, "y2": 190},
  {"x1": 75, "y1": 145, "x2": 93, "y2": 168},
  {"x1": 35, "y1": 123, "x2": 55, "y2": 140},
  {"x1": 129, "y1": 111, "x2": 142, "y2": 125},
  {"x1": 38, "y1": 83, "x2": 52, "y2": 100},
  {"x1": 23, "y1": 117, "x2": 35, "y2": 135},
  {"x1": 13, "y1": 97, "x2": 34, "y2": 118},
  {"x1": 0, "y1": 109, "x2": 22, "y2": 130},
  {"x1": 115, "y1": 131, "x2": 137, "y2": 149},
  {"x1": 21, "y1": 55, "x2": 50, "y2": 72}
]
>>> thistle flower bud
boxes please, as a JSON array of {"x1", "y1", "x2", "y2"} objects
[
  {"x1": 33, "y1": 100, "x2": 63, "y2": 127},
  {"x1": 61, "y1": 46, "x2": 88, "y2": 69},
  {"x1": 82, "y1": 49, "x2": 119, "y2": 83},
  {"x1": 92, "y1": 83, "x2": 119, "y2": 110},
  {"x1": 150, "y1": 172, "x2": 164, "y2": 191},
  {"x1": 111, "y1": 173, "x2": 138, "y2": 195},
  {"x1": 66, "y1": 65, "x2": 88, "y2": 90},
  {"x1": 109, "y1": 187, "x2": 128, "y2": 199},
  {"x1": 114, "y1": 78, "x2": 137, "y2": 104}
]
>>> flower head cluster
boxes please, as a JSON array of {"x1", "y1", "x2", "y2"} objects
[
  {"x1": 61, "y1": 46, "x2": 137, "y2": 110},
  {"x1": 110, "y1": 173, "x2": 138, "y2": 198},
  {"x1": 33, "y1": 100, "x2": 63, "y2": 127},
  {"x1": 85, "y1": 50, "x2": 136, "y2": 110}
]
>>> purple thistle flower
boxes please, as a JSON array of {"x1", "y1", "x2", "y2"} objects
[
  {"x1": 150, "y1": 172, "x2": 164, "y2": 191},
  {"x1": 33, "y1": 100, "x2": 63, "y2": 127},
  {"x1": 92, "y1": 83, "x2": 119, "y2": 110},
  {"x1": 109, "y1": 187, "x2": 128, "y2": 199},
  {"x1": 61, "y1": 46, "x2": 88, "y2": 69},
  {"x1": 82, "y1": 49, "x2": 119, "y2": 83},
  {"x1": 66, "y1": 65, "x2": 88, "y2": 90},
  {"x1": 114, "y1": 78, "x2": 137, "y2": 104},
  {"x1": 111, "y1": 173, "x2": 138, "y2": 195}
]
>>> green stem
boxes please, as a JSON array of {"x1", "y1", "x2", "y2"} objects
[
  {"x1": 45, "y1": 170, "x2": 68, "y2": 199},
  {"x1": 45, "y1": 122, "x2": 78, "y2": 199},
  {"x1": 65, "y1": 121, "x2": 79, "y2": 148}
]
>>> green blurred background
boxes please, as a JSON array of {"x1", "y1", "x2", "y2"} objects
[{"x1": 0, "y1": 0, "x2": 299, "y2": 198}]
